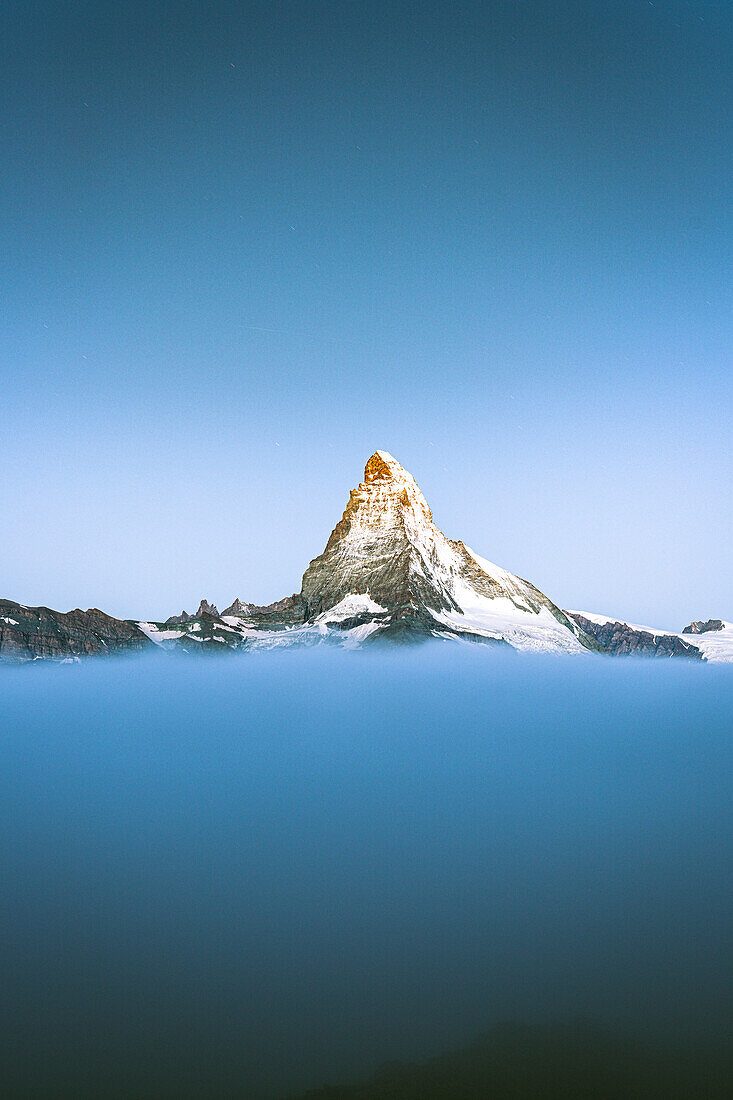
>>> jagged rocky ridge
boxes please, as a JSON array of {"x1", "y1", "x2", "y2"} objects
[
  {"x1": 2, "y1": 451, "x2": 731, "y2": 662},
  {"x1": 683, "y1": 619, "x2": 725, "y2": 635},
  {"x1": 567, "y1": 613, "x2": 704, "y2": 660},
  {"x1": 564, "y1": 611, "x2": 733, "y2": 663},
  {"x1": 0, "y1": 599, "x2": 152, "y2": 661}
]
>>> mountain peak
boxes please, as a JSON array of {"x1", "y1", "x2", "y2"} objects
[
  {"x1": 360, "y1": 451, "x2": 430, "y2": 517},
  {"x1": 196, "y1": 599, "x2": 219, "y2": 619},
  {"x1": 364, "y1": 450, "x2": 407, "y2": 482},
  {"x1": 296, "y1": 451, "x2": 596, "y2": 651}
]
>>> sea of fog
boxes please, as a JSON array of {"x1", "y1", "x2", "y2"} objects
[{"x1": 1, "y1": 648, "x2": 732, "y2": 1097}]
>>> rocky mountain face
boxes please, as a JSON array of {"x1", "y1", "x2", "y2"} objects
[
  {"x1": 564, "y1": 612, "x2": 733, "y2": 663},
  {"x1": 0, "y1": 599, "x2": 152, "y2": 662},
  {"x1": 2, "y1": 451, "x2": 730, "y2": 662},
  {"x1": 567, "y1": 613, "x2": 704, "y2": 660},
  {"x1": 197, "y1": 599, "x2": 219, "y2": 618},
  {"x1": 135, "y1": 451, "x2": 599, "y2": 654},
  {"x1": 683, "y1": 619, "x2": 725, "y2": 635},
  {"x1": 295, "y1": 450, "x2": 596, "y2": 649},
  {"x1": 223, "y1": 594, "x2": 303, "y2": 623},
  {"x1": 165, "y1": 610, "x2": 194, "y2": 625},
  {"x1": 221, "y1": 598, "x2": 253, "y2": 617}
]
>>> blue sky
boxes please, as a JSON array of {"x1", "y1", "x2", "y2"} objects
[{"x1": 1, "y1": 1, "x2": 730, "y2": 626}]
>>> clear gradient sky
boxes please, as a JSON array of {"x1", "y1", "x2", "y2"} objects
[{"x1": 2, "y1": 1, "x2": 731, "y2": 627}]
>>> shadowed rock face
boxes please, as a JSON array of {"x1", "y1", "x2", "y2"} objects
[
  {"x1": 222, "y1": 594, "x2": 303, "y2": 623},
  {"x1": 0, "y1": 599, "x2": 152, "y2": 661},
  {"x1": 196, "y1": 599, "x2": 219, "y2": 618},
  {"x1": 683, "y1": 619, "x2": 725, "y2": 635},
  {"x1": 567, "y1": 613, "x2": 703, "y2": 659}
]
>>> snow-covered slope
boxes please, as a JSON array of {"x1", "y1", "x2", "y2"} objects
[{"x1": 690, "y1": 622, "x2": 733, "y2": 662}]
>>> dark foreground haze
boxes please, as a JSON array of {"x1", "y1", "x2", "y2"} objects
[{"x1": 2, "y1": 649, "x2": 732, "y2": 1097}]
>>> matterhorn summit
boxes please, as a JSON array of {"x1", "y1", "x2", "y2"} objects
[
  {"x1": 298, "y1": 450, "x2": 595, "y2": 651},
  {"x1": 301, "y1": 450, "x2": 457, "y2": 618}
]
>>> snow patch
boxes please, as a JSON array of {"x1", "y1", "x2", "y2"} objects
[
  {"x1": 339, "y1": 621, "x2": 384, "y2": 648},
  {"x1": 136, "y1": 622, "x2": 185, "y2": 645},
  {"x1": 316, "y1": 593, "x2": 388, "y2": 623}
]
